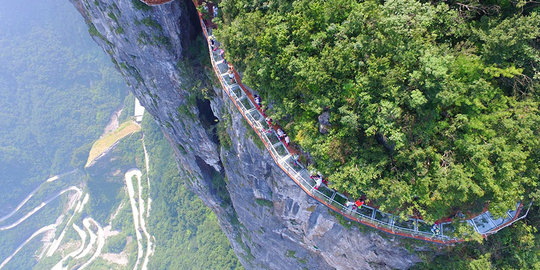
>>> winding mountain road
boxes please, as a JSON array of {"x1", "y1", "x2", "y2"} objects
[
  {"x1": 0, "y1": 170, "x2": 76, "y2": 223},
  {"x1": 78, "y1": 218, "x2": 105, "y2": 270},
  {"x1": 51, "y1": 223, "x2": 87, "y2": 270},
  {"x1": 0, "y1": 187, "x2": 82, "y2": 231},
  {"x1": 140, "y1": 138, "x2": 154, "y2": 270},
  {"x1": 46, "y1": 192, "x2": 87, "y2": 257},
  {"x1": 0, "y1": 225, "x2": 57, "y2": 269},
  {"x1": 125, "y1": 169, "x2": 144, "y2": 270},
  {"x1": 125, "y1": 168, "x2": 153, "y2": 270}
]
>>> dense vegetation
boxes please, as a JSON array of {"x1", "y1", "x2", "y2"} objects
[
  {"x1": 0, "y1": 0, "x2": 126, "y2": 210},
  {"x1": 143, "y1": 115, "x2": 242, "y2": 270},
  {"x1": 214, "y1": 0, "x2": 539, "y2": 221}
]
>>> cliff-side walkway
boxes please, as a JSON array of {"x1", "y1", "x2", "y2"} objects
[{"x1": 191, "y1": 1, "x2": 530, "y2": 244}]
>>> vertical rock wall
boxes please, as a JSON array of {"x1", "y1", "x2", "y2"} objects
[{"x1": 70, "y1": 0, "x2": 421, "y2": 269}]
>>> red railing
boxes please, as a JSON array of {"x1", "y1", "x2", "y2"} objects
[{"x1": 140, "y1": 0, "x2": 174, "y2": 5}]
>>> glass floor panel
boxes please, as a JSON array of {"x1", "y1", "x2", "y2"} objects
[
  {"x1": 333, "y1": 193, "x2": 348, "y2": 205},
  {"x1": 285, "y1": 156, "x2": 303, "y2": 171},
  {"x1": 221, "y1": 74, "x2": 235, "y2": 86},
  {"x1": 230, "y1": 85, "x2": 243, "y2": 98},
  {"x1": 240, "y1": 97, "x2": 254, "y2": 111},
  {"x1": 312, "y1": 189, "x2": 329, "y2": 201},
  {"x1": 296, "y1": 174, "x2": 312, "y2": 190},
  {"x1": 472, "y1": 213, "x2": 495, "y2": 234},
  {"x1": 356, "y1": 206, "x2": 374, "y2": 218},
  {"x1": 212, "y1": 50, "x2": 224, "y2": 62},
  {"x1": 298, "y1": 169, "x2": 315, "y2": 186},
  {"x1": 216, "y1": 61, "x2": 229, "y2": 74},
  {"x1": 274, "y1": 143, "x2": 288, "y2": 157},
  {"x1": 375, "y1": 211, "x2": 392, "y2": 225},
  {"x1": 248, "y1": 109, "x2": 264, "y2": 122},
  {"x1": 441, "y1": 223, "x2": 456, "y2": 237},
  {"x1": 268, "y1": 133, "x2": 281, "y2": 145},
  {"x1": 317, "y1": 185, "x2": 335, "y2": 200},
  {"x1": 417, "y1": 221, "x2": 433, "y2": 234},
  {"x1": 394, "y1": 218, "x2": 416, "y2": 230},
  {"x1": 487, "y1": 211, "x2": 512, "y2": 227}
]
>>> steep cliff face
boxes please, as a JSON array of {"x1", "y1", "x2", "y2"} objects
[{"x1": 70, "y1": 0, "x2": 421, "y2": 268}]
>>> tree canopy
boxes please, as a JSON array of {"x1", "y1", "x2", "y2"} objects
[{"x1": 214, "y1": 0, "x2": 539, "y2": 221}]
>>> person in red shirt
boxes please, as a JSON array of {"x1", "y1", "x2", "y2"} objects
[
  {"x1": 355, "y1": 199, "x2": 364, "y2": 209},
  {"x1": 264, "y1": 117, "x2": 273, "y2": 134}
]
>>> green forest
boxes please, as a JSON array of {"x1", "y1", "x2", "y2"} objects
[
  {"x1": 214, "y1": 0, "x2": 539, "y2": 222},
  {"x1": 0, "y1": 0, "x2": 126, "y2": 209}
]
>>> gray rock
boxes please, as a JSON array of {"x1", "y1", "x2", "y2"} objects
[
  {"x1": 70, "y1": 0, "x2": 422, "y2": 269},
  {"x1": 318, "y1": 111, "x2": 331, "y2": 134}
]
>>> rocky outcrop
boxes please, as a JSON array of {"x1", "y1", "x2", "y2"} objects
[
  {"x1": 70, "y1": 0, "x2": 421, "y2": 269},
  {"x1": 318, "y1": 110, "x2": 331, "y2": 134}
]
